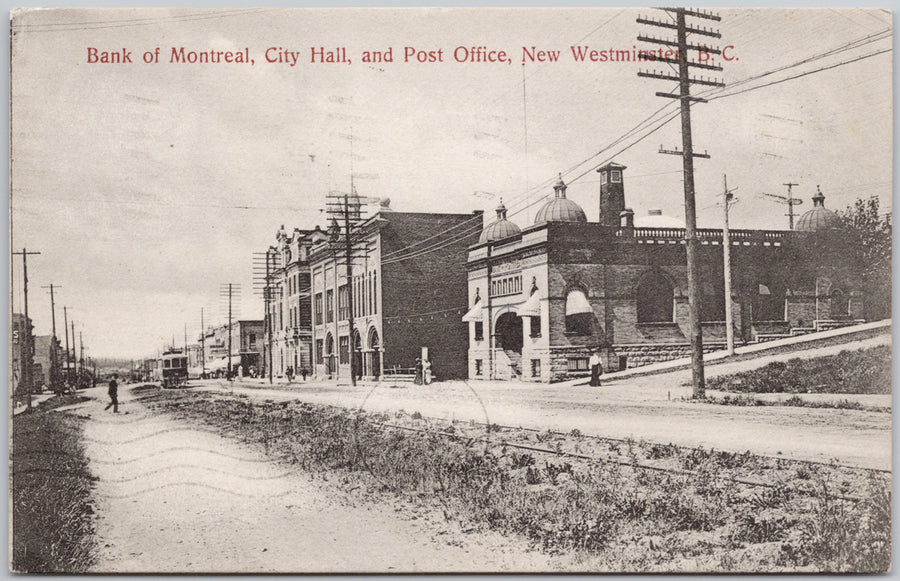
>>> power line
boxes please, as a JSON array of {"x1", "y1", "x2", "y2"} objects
[{"x1": 708, "y1": 48, "x2": 891, "y2": 101}]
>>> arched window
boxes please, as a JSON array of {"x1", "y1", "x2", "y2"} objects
[
  {"x1": 565, "y1": 289, "x2": 593, "y2": 335},
  {"x1": 636, "y1": 271, "x2": 674, "y2": 323}
]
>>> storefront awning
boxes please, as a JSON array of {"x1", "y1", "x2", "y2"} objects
[
  {"x1": 516, "y1": 292, "x2": 542, "y2": 317},
  {"x1": 462, "y1": 299, "x2": 483, "y2": 322},
  {"x1": 565, "y1": 290, "x2": 592, "y2": 316}
]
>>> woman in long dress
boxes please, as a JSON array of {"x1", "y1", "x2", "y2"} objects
[{"x1": 414, "y1": 357, "x2": 423, "y2": 385}]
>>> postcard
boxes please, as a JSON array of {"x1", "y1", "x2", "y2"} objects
[{"x1": 9, "y1": 6, "x2": 892, "y2": 573}]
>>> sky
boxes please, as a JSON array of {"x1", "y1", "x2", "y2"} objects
[{"x1": 9, "y1": 7, "x2": 893, "y2": 359}]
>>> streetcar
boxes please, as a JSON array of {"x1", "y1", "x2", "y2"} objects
[{"x1": 154, "y1": 348, "x2": 189, "y2": 388}]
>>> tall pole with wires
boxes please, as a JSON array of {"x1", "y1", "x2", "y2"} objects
[
  {"x1": 723, "y1": 174, "x2": 737, "y2": 356},
  {"x1": 63, "y1": 306, "x2": 71, "y2": 384},
  {"x1": 41, "y1": 283, "x2": 61, "y2": 391},
  {"x1": 218, "y1": 284, "x2": 237, "y2": 380},
  {"x1": 13, "y1": 248, "x2": 40, "y2": 407},
  {"x1": 638, "y1": 8, "x2": 725, "y2": 398}
]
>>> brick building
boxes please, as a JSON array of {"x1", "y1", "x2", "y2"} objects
[
  {"x1": 263, "y1": 225, "x2": 328, "y2": 378},
  {"x1": 309, "y1": 198, "x2": 482, "y2": 381},
  {"x1": 465, "y1": 164, "x2": 865, "y2": 382}
]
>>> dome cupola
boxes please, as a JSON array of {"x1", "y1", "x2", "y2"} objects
[
  {"x1": 479, "y1": 199, "x2": 522, "y2": 243},
  {"x1": 796, "y1": 186, "x2": 841, "y2": 232},
  {"x1": 534, "y1": 175, "x2": 587, "y2": 224}
]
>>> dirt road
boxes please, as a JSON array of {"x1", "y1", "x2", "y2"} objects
[
  {"x1": 207, "y1": 336, "x2": 891, "y2": 470},
  {"x1": 75, "y1": 386, "x2": 556, "y2": 573}
]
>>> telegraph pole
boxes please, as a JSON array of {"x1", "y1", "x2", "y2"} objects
[
  {"x1": 638, "y1": 8, "x2": 725, "y2": 398},
  {"x1": 71, "y1": 321, "x2": 77, "y2": 382},
  {"x1": 41, "y1": 283, "x2": 61, "y2": 391},
  {"x1": 344, "y1": 194, "x2": 358, "y2": 386},
  {"x1": 228, "y1": 284, "x2": 233, "y2": 380},
  {"x1": 722, "y1": 175, "x2": 738, "y2": 356},
  {"x1": 219, "y1": 284, "x2": 240, "y2": 381},
  {"x1": 266, "y1": 251, "x2": 273, "y2": 384},
  {"x1": 200, "y1": 308, "x2": 206, "y2": 377},
  {"x1": 13, "y1": 248, "x2": 40, "y2": 408},
  {"x1": 63, "y1": 306, "x2": 71, "y2": 384},
  {"x1": 783, "y1": 182, "x2": 799, "y2": 230},
  {"x1": 79, "y1": 331, "x2": 84, "y2": 380}
]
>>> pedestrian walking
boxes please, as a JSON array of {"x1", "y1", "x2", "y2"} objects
[
  {"x1": 589, "y1": 350, "x2": 603, "y2": 387},
  {"x1": 286, "y1": 366, "x2": 294, "y2": 383},
  {"x1": 104, "y1": 374, "x2": 119, "y2": 412},
  {"x1": 300, "y1": 367, "x2": 308, "y2": 381}
]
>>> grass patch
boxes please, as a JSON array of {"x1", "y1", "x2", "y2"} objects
[
  {"x1": 12, "y1": 398, "x2": 97, "y2": 572},
  {"x1": 708, "y1": 346, "x2": 891, "y2": 395},
  {"x1": 141, "y1": 388, "x2": 891, "y2": 572},
  {"x1": 700, "y1": 394, "x2": 889, "y2": 413}
]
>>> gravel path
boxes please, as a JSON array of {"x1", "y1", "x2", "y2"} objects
[{"x1": 77, "y1": 386, "x2": 557, "y2": 573}]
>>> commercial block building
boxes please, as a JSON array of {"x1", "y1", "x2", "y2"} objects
[{"x1": 309, "y1": 198, "x2": 482, "y2": 381}]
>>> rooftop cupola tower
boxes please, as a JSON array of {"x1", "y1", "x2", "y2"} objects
[{"x1": 597, "y1": 162, "x2": 627, "y2": 226}]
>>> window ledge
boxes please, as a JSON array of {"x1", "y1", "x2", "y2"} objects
[{"x1": 636, "y1": 322, "x2": 679, "y2": 327}]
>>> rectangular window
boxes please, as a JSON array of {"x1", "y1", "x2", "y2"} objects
[
  {"x1": 326, "y1": 290, "x2": 334, "y2": 323},
  {"x1": 475, "y1": 359, "x2": 483, "y2": 376},
  {"x1": 248, "y1": 333, "x2": 256, "y2": 350},
  {"x1": 600, "y1": 171, "x2": 608, "y2": 185},
  {"x1": 474, "y1": 321, "x2": 484, "y2": 341},
  {"x1": 611, "y1": 170, "x2": 622, "y2": 183},
  {"x1": 314, "y1": 293, "x2": 323, "y2": 325},
  {"x1": 567, "y1": 357, "x2": 590, "y2": 372},
  {"x1": 531, "y1": 359, "x2": 541, "y2": 378},
  {"x1": 530, "y1": 316, "x2": 541, "y2": 338},
  {"x1": 489, "y1": 275, "x2": 523, "y2": 297},
  {"x1": 338, "y1": 285, "x2": 350, "y2": 321},
  {"x1": 373, "y1": 272, "x2": 378, "y2": 315},
  {"x1": 315, "y1": 339, "x2": 324, "y2": 364},
  {"x1": 339, "y1": 335, "x2": 350, "y2": 364}
]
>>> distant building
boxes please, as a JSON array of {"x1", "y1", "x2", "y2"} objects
[
  {"x1": 309, "y1": 197, "x2": 482, "y2": 381},
  {"x1": 32, "y1": 334, "x2": 62, "y2": 389},
  {"x1": 466, "y1": 164, "x2": 865, "y2": 382},
  {"x1": 11, "y1": 313, "x2": 31, "y2": 394},
  {"x1": 201, "y1": 320, "x2": 264, "y2": 377}
]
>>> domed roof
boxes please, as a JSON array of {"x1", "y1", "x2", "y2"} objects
[
  {"x1": 479, "y1": 200, "x2": 522, "y2": 243},
  {"x1": 796, "y1": 186, "x2": 841, "y2": 232},
  {"x1": 534, "y1": 176, "x2": 587, "y2": 224},
  {"x1": 634, "y1": 209, "x2": 685, "y2": 228}
]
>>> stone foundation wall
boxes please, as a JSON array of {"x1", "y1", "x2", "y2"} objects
[{"x1": 612, "y1": 342, "x2": 726, "y2": 370}]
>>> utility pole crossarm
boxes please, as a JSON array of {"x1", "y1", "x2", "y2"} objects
[
  {"x1": 637, "y1": 35, "x2": 722, "y2": 55},
  {"x1": 638, "y1": 70, "x2": 726, "y2": 87},
  {"x1": 658, "y1": 7, "x2": 722, "y2": 21},
  {"x1": 636, "y1": 16, "x2": 722, "y2": 38},
  {"x1": 639, "y1": 53, "x2": 723, "y2": 71}
]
